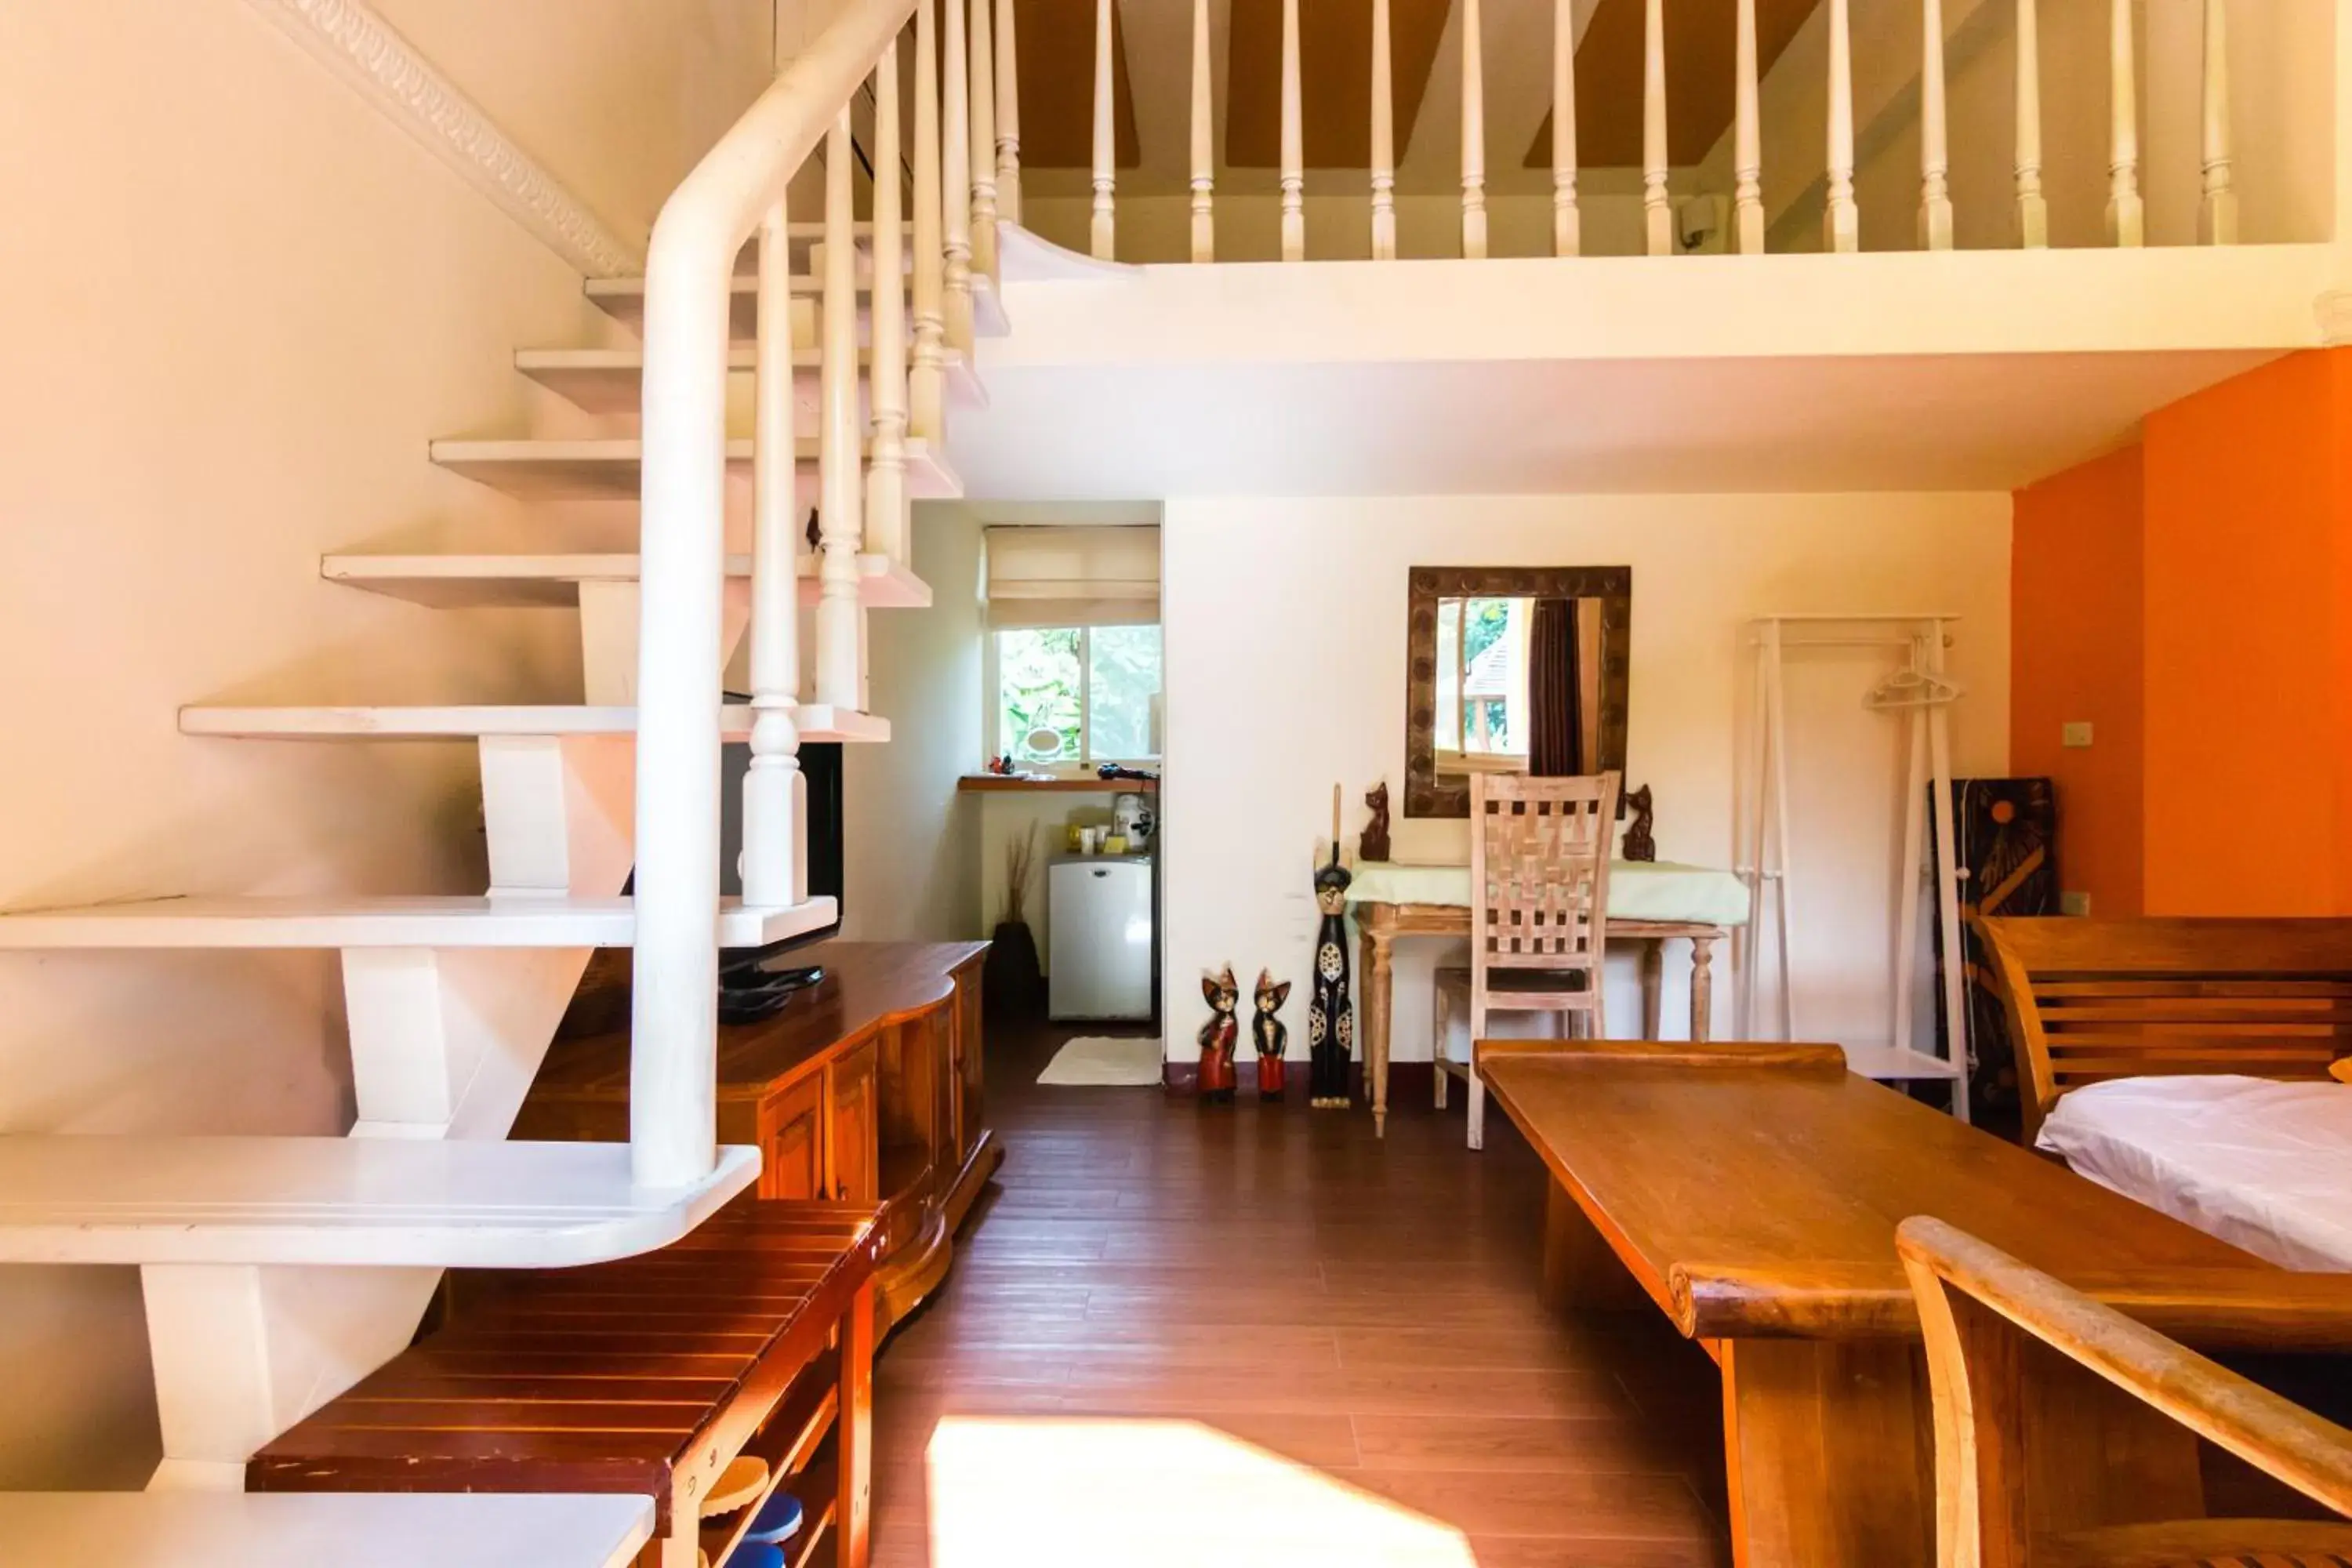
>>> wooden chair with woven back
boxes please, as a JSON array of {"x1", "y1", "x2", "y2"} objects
[
  {"x1": 1434, "y1": 770, "x2": 1621, "y2": 1149},
  {"x1": 1898, "y1": 1214, "x2": 2352, "y2": 1568}
]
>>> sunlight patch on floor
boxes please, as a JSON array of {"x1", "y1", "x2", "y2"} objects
[{"x1": 925, "y1": 1417, "x2": 1478, "y2": 1567}]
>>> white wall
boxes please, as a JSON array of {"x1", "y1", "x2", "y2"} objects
[
  {"x1": 0, "y1": 0, "x2": 766, "y2": 1488},
  {"x1": 840, "y1": 505, "x2": 985, "y2": 943},
  {"x1": 1160, "y1": 495, "x2": 2012, "y2": 1067}
]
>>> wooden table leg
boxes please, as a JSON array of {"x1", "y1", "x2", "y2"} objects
[
  {"x1": 1719, "y1": 1338, "x2": 1935, "y2": 1568},
  {"x1": 1359, "y1": 924, "x2": 1393, "y2": 1137},
  {"x1": 835, "y1": 1279, "x2": 876, "y2": 1568},
  {"x1": 1641, "y1": 939, "x2": 1664, "y2": 1040},
  {"x1": 1540, "y1": 1178, "x2": 1651, "y2": 1315},
  {"x1": 1690, "y1": 935, "x2": 1716, "y2": 1043}
]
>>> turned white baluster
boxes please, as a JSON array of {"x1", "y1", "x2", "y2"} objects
[
  {"x1": 1462, "y1": 0, "x2": 1488, "y2": 259},
  {"x1": 943, "y1": 0, "x2": 974, "y2": 350},
  {"x1": 1641, "y1": 0, "x2": 1668, "y2": 256},
  {"x1": 741, "y1": 201, "x2": 801, "y2": 910},
  {"x1": 1728, "y1": 0, "x2": 1760, "y2": 251},
  {"x1": 867, "y1": 42, "x2": 909, "y2": 566},
  {"x1": 968, "y1": 0, "x2": 998, "y2": 280},
  {"x1": 817, "y1": 111, "x2": 865, "y2": 711},
  {"x1": 1280, "y1": 0, "x2": 1305, "y2": 260},
  {"x1": 1553, "y1": 0, "x2": 1581, "y2": 256},
  {"x1": 1092, "y1": 0, "x2": 1116, "y2": 258},
  {"x1": 1372, "y1": 0, "x2": 1396, "y2": 260},
  {"x1": 1826, "y1": 0, "x2": 1859, "y2": 252},
  {"x1": 2201, "y1": 0, "x2": 2237, "y2": 244},
  {"x1": 1190, "y1": 0, "x2": 1214, "y2": 260},
  {"x1": 911, "y1": 0, "x2": 947, "y2": 443},
  {"x1": 2107, "y1": 0, "x2": 2143, "y2": 246},
  {"x1": 1920, "y1": 0, "x2": 1951, "y2": 249},
  {"x1": 2015, "y1": 0, "x2": 2047, "y2": 248},
  {"x1": 996, "y1": 0, "x2": 1022, "y2": 225}
]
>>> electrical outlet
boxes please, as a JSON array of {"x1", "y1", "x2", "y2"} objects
[
  {"x1": 2062, "y1": 721, "x2": 2094, "y2": 749},
  {"x1": 2060, "y1": 891, "x2": 2092, "y2": 916}
]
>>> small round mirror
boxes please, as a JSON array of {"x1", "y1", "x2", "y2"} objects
[{"x1": 1024, "y1": 725, "x2": 1065, "y2": 758}]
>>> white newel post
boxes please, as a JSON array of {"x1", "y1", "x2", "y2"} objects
[
  {"x1": 2108, "y1": 0, "x2": 2143, "y2": 246},
  {"x1": 2015, "y1": 0, "x2": 2047, "y2": 248},
  {"x1": 968, "y1": 0, "x2": 998, "y2": 280},
  {"x1": 1920, "y1": 0, "x2": 1952, "y2": 249},
  {"x1": 1642, "y1": 0, "x2": 1668, "y2": 256},
  {"x1": 996, "y1": 0, "x2": 1022, "y2": 224},
  {"x1": 1372, "y1": 0, "x2": 1397, "y2": 260},
  {"x1": 1191, "y1": 0, "x2": 1214, "y2": 261},
  {"x1": 2201, "y1": 0, "x2": 2237, "y2": 245},
  {"x1": 1826, "y1": 0, "x2": 1859, "y2": 252},
  {"x1": 1734, "y1": 0, "x2": 1762, "y2": 253},
  {"x1": 1463, "y1": 0, "x2": 1489, "y2": 259},
  {"x1": 1281, "y1": 0, "x2": 1305, "y2": 260},
  {"x1": 817, "y1": 111, "x2": 866, "y2": 710},
  {"x1": 742, "y1": 201, "x2": 803, "y2": 911},
  {"x1": 943, "y1": 0, "x2": 975, "y2": 350},
  {"x1": 867, "y1": 41, "x2": 909, "y2": 566},
  {"x1": 911, "y1": 0, "x2": 947, "y2": 443},
  {"x1": 1093, "y1": 0, "x2": 1117, "y2": 258},
  {"x1": 1554, "y1": 0, "x2": 1581, "y2": 256}
]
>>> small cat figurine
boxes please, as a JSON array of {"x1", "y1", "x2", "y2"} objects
[
  {"x1": 1197, "y1": 964, "x2": 1240, "y2": 1103},
  {"x1": 1253, "y1": 971, "x2": 1293, "y2": 1102}
]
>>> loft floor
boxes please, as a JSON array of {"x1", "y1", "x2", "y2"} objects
[{"x1": 869, "y1": 1022, "x2": 1730, "y2": 1567}]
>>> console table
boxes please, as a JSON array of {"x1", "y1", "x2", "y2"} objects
[
  {"x1": 515, "y1": 941, "x2": 996, "y2": 1328},
  {"x1": 1347, "y1": 860, "x2": 1746, "y2": 1135}
]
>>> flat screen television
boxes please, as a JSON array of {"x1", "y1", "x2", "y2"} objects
[{"x1": 717, "y1": 724, "x2": 844, "y2": 960}]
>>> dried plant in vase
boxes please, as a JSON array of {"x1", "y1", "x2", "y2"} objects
[{"x1": 983, "y1": 824, "x2": 1046, "y2": 1022}]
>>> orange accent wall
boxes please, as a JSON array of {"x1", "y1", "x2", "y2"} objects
[
  {"x1": 2012, "y1": 447, "x2": 2144, "y2": 916},
  {"x1": 2142, "y1": 351, "x2": 2352, "y2": 916}
]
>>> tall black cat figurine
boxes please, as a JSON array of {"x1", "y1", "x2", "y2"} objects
[{"x1": 1307, "y1": 848, "x2": 1355, "y2": 1109}]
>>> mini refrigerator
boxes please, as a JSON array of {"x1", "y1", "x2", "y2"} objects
[{"x1": 1047, "y1": 855, "x2": 1155, "y2": 1021}]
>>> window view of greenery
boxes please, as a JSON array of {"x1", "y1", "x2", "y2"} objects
[
  {"x1": 995, "y1": 625, "x2": 1163, "y2": 765},
  {"x1": 1436, "y1": 597, "x2": 1519, "y2": 756}
]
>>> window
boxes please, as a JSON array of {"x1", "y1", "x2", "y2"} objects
[
  {"x1": 993, "y1": 624, "x2": 1163, "y2": 768},
  {"x1": 1435, "y1": 596, "x2": 1530, "y2": 773}
]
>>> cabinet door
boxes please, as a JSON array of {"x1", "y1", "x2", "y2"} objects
[
  {"x1": 760, "y1": 1073, "x2": 828, "y2": 1201},
  {"x1": 828, "y1": 1039, "x2": 880, "y2": 1204},
  {"x1": 955, "y1": 968, "x2": 986, "y2": 1160}
]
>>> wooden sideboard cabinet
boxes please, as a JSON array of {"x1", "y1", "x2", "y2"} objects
[{"x1": 516, "y1": 941, "x2": 997, "y2": 1327}]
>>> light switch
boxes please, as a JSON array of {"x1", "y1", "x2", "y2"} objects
[
  {"x1": 2060, "y1": 891, "x2": 2092, "y2": 916},
  {"x1": 2062, "y1": 721, "x2": 2094, "y2": 749}
]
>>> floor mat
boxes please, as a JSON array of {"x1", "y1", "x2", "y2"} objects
[{"x1": 1036, "y1": 1035, "x2": 1165, "y2": 1087}]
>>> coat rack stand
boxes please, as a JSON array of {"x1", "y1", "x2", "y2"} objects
[{"x1": 1734, "y1": 614, "x2": 1971, "y2": 1121}]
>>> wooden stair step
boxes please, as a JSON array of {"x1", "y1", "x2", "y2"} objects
[
  {"x1": 586, "y1": 270, "x2": 1008, "y2": 339},
  {"x1": 0, "y1": 1136, "x2": 759, "y2": 1266},
  {"x1": 0, "y1": 895, "x2": 838, "y2": 949},
  {"x1": 322, "y1": 552, "x2": 931, "y2": 610},
  {"x1": 427, "y1": 436, "x2": 960, "y2": 503},
  {"x1": 0, "y1": 1491, "x2": 655, "y2": 1568},
  {"x1": 514, "y1": 345, "x2": 985, "y2": 415},
  {"x1": 176, "y1": 704, "x2": 888, "y2": 744}
]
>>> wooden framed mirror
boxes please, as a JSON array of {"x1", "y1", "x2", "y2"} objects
[{"x1": 1403, "y1": 566, "x2": 1632, "y2": 818}]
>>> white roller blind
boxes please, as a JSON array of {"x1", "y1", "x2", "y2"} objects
[{"x1": 984, "y1": 524, "x2": 1160, "y2": 629}]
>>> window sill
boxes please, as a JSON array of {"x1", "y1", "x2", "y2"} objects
[{"x1": 957, "y1": 775, "x2": 1158, "y2": 793}]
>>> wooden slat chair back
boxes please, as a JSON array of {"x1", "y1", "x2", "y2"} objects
[
  {"x1": 1434, "y1": 771, "x2": 1621, "y2": 1149},
  {"x1": 1897, "y1": 1215, "x2": 2352, "y2": 1568},
  {"x1": 1979, "y1": 917, "x2": 2352, "y2": 1138}
]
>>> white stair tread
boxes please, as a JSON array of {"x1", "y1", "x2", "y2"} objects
[
  {"x1": 586, "y1": 268, "x2": 1009, "y2": 338},
  {"x1": 0, "y1": 1491, "x2": 654, "y2": 1568},
  {"x1": 180, "y1": 704, "x2": 889, "y2": 744},
  {"x1": 429, "y1": 435, "x2": 961, "y2": 502},
  {"x1": 515, "y1": 344, "x2": 985, "y2": 414},
  {"x1": 0, "y1": 894, "x2": 839, "y2": 949},
  {"x1": 323, "y1": 551, "x2": 931, "y2": 609},
  {"x1": 0, "y1": 1135, "x2": 760, "y2": 1266}
]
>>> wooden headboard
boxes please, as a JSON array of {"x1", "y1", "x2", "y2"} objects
[{"x1": 1979, "y1": 916, "x2": 2352, "y2": 1138}]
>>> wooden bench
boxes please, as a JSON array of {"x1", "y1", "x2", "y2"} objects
[
  {"x1": 1980, "y1": 916, "x2": 2352, "y2": 1138},
  {"x1": 249, "y1": 1201, "x2": 883, "y2": 1568},
  {"x1": 1475, "y1": 1040, "x2": 2352, "y2": 1568}
]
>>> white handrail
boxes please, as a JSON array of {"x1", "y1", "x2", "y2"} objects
[{"x1": 631, "y1": 0, "x2": 917, "y2": 1189}]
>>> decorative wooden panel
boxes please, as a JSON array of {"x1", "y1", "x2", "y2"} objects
[
  {"x1": 1523, "y1": 0, "x2": 1819, "y2": 169},
  {"x1": 1227, "y1": 0, "x2": 1450, "y2": 169}
]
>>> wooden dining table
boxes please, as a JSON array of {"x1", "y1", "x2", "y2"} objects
[{"x1": 1346, "y1": 858, "x2": 1748, "y2": 1135}]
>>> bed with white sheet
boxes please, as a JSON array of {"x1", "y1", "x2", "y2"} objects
[{"x1": 2036, "y1": 1075, "x2": 2352, "y2": 1272}]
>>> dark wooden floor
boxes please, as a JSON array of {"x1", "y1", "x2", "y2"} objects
[{"x1": 869, "y1": 1025, "x2": 1731, "y2": 1567}]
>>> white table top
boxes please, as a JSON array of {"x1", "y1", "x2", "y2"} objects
[{"x1": 1345, "y1": 859, "x2": 1750, "y2": 928}]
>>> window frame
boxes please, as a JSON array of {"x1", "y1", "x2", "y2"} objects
[{"x1": 984, "y1": 622, "x2": 1163, "y2": 773}]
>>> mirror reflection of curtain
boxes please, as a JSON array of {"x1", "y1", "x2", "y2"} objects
[{"x1": 1529, "y1": 597, "x2": 1584, "y2": 775}]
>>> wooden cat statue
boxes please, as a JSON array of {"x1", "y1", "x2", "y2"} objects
[
  {"x1": 1253, "y1": 971, "x2": 1292, "y2": 1102},
  {"x1": 1196, "y1": 964, "x2": 1240, "y2": 1103},
  {"x1": 1308, "y1": 849, "x2": 1355, "y2": 1108}
]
